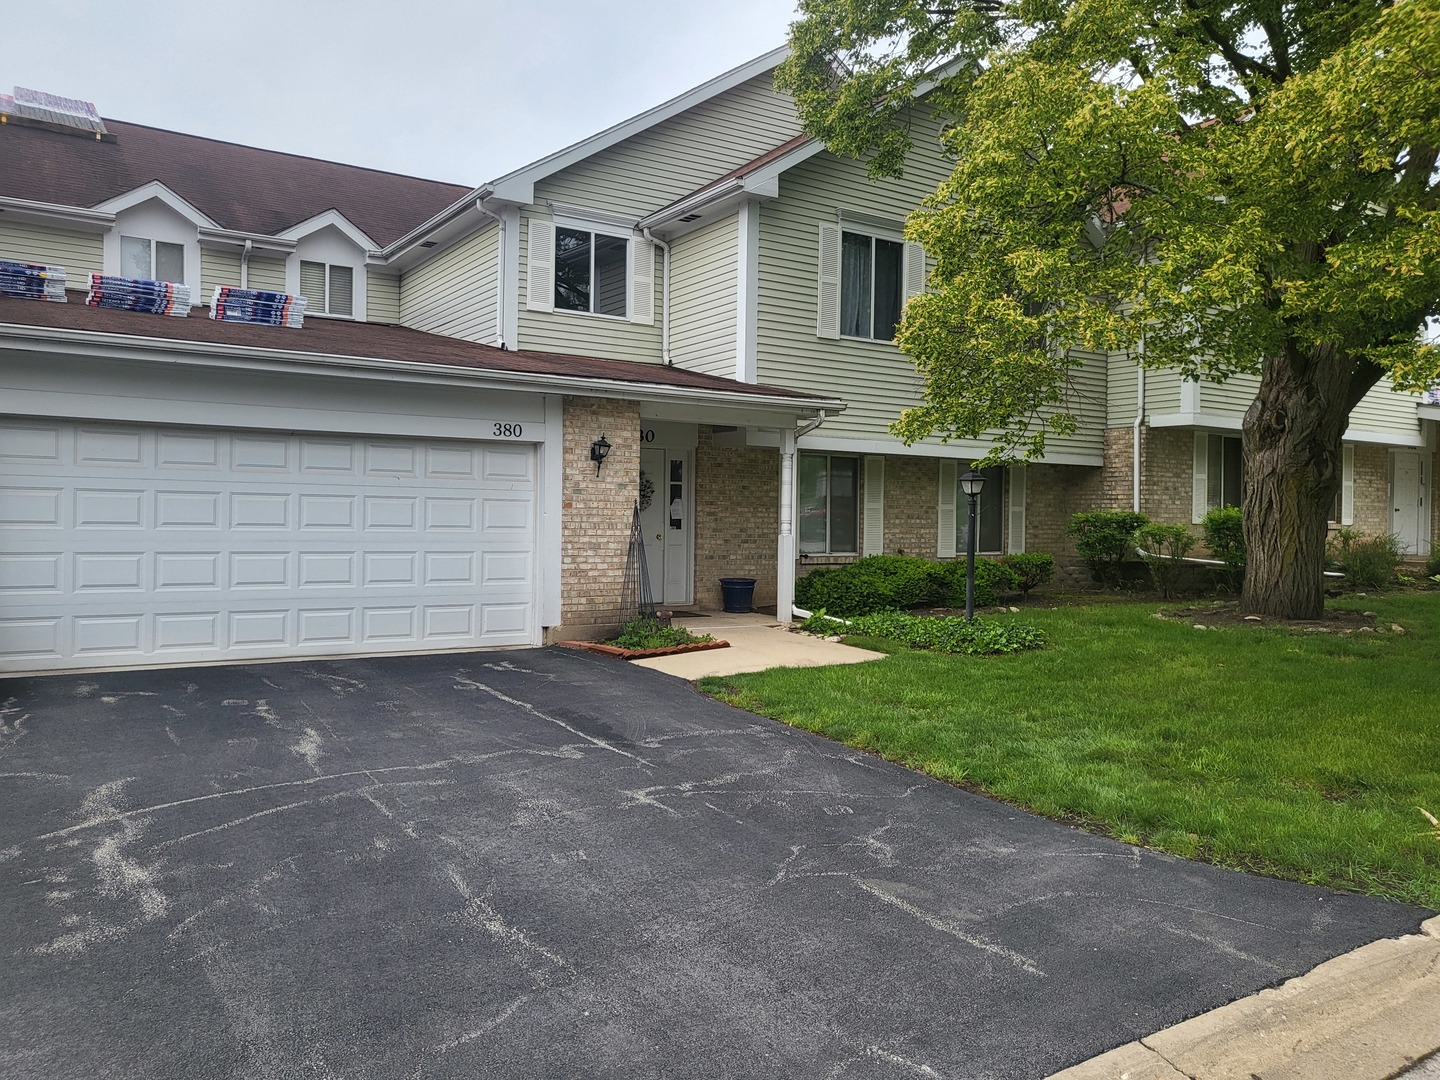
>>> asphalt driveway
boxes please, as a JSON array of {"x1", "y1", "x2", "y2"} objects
[{"x1": 0, "y1": 649, "x2": 1428, "y2": 1079}]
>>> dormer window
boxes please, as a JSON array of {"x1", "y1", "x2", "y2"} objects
[
  {"x1": 300, "y1": 260, "x2": 353, "y2": 317},
  {"x1": 121, "y1": 235, "x2": 184, "y2": 284}
]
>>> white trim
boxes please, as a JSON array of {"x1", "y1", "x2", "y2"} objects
[
  {"x1": 548, "y1": 204, "x2": 639, "y2": 233},
  {"x1": 637, "y1": 140, "x2": 822, "y2": 234},
  {"x1": 816, "y1": 223, "x2": 842, "y2": 340},
  {"x1": 0, "y1": 322, "x2": 845, "y2": 413},
  {"x1": 1007, "y1": 465, "x2": 1026, "y2": 553},
  {"x1": 1150, "y1": 411, "x2": 1426, "y2": 447},
  {"x1": 1192, "y1": 431, "x2": 1209, "y2": 524},
  {"x1": 1180, "y1": 376, "x2": 1201, "y2": 413},
  {"x1": 196, "y1": 228, "x2": 295, "y2": 256},
  {"x1": 1341, "y1": 443, "x2": 1355, "y2": 526},
  {"x1": 837, "y1": 209, "x2": 905, "y2": 241},
  {"x1": 500, "y1": 204, "x2": 521, "y2": 348},
  {"x1": 93, "y1": 181, "x2": 219, "y2": 229},
  {"x1": 736, "y1": 200, "x2": 760, "y2": 382},
  {"x1": 863, "y1": 455, "x2": 885, "y2": 556},
  {"x1": 277, "y1": 209, "x2": 378, "y2": 253},
  {"x1": 796, "y1": 432, "x2": 1103, "y2": 467},
  {"x1": 777, "y1": 427, "x2": 797, "y2": 623},
  {"x1": 0, "y1": 195, "x2": 114, "y2": 232},
  {"x1": 484, "y1": 47, "x2": 791, "y2": 204},
  {"x1": 539, "y1": 394, "x2": 564, "y2": 627},
  {"x1": 937, "y1": 460, "x2": 958, "y2": 558}
]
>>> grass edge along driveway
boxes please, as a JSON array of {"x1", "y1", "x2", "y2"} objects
[{"x1": 701, "y1": 594, "x2": 1440, "y2": 910}]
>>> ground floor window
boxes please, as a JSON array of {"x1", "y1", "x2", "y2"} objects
[
  {"x1": 956, "y1": 464, "x2": 1005, "y2": 554},
  {"x1": 1207, "y1": 434, "x2": 1243, "y2": 510},
  {"x1": 799, "y1": 454, "x2": 859, "y2": 554}
]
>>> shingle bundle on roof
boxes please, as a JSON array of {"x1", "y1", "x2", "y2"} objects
[
  {"x1": 86, "y1": 273, "x2": 191, "y2": 316},
  {"x1": 210, "y1": 286, "x2": 306, "y2": 328},
  {"x1": 0, "y1": 259, "x2": 67, "y2": 302}
]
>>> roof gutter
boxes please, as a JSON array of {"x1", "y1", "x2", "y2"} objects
[
  {"x1": 0, "y1": 195, "x2": 114, "y2": 231},
  {"x1": 379, "y1": 185, "x2": 494, "y2": 263},
  {"x1": 0, "y1": 322, "x2": 846, "y2": 414}
]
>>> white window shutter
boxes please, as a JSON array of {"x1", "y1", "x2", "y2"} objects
[
  {"x1": 1007, "y1": 465, "x2": 1026, "y2": 553},
  {"x1": 1341, "y1": 443, "x2": 1355, "y2": 525},
  {"x1": 903, "y1": 241, "x2": 925, "y2": 302},
  {"x1": 629, "y1": 237, "x2": 655, "y2": 325},
  {"x1": 937, "y1": 460, "x2": 958, "y2": 558},
  {"x1": 527, "y1": 219, "x2": 555, "y2": 312},
  {"x1": 816, "y1": 223, "x2": 841, "y2": 339},
  {"x1": 1192, "y1": 432, "x2": 1209, "y2": 524},
  {"x1": 863, "y1": 456, "x2": 885, "y2": 556}
]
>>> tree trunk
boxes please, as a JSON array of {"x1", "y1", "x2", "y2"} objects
[{"x1": 1240, "y1": 343, "x2": 1352, "y2": 619}]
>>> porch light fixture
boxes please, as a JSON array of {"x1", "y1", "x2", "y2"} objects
[
  {"x1": 590, "y1": 434, "x2": 612, "y2": 475},
  {"x1": 960, "y1": 470, "x2": 986, "y2": 620}
]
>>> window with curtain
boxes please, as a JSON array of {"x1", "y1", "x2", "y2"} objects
[
  {"x1": 798, "y1": 454, "x2": 859, "y2": 554},
  {"x1": 839, "y1": 230, "x2": 904, "y2": 340},
  {"x1": 956, "y1": 465, "x2": 1006, "y2": 554}
]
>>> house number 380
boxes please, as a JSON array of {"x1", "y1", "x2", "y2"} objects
[{"x1": 492, "y1": 423, "x2": 523, "y2": 438}]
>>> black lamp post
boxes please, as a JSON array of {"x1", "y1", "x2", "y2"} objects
[
  {"x1": 959, "y1": 470, "x2": 986, "y2": 620},
  {"x1": 589, "y1": 434, "x2": 612, "y2": 476}
]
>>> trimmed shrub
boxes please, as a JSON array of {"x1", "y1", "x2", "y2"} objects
[
  {"x1": 795, "y1": 555, "x2": 951, "y2": 616},
  {"x1": 1426, "y1": 549, "x2": 1440, "y2": 579},
  {"x1": 803, "y1": 610, "x2": 1045, "y2": 655},
  {"x1": 999, "y1": 552, "x2": 1055, "y2": 597},
  {"x1": 1134, "y1": 522, "x2": 1197, "y2": 598},
  {"x1": 936, "y1": 558, "x2": 1018, "y2": 608},
  {"x1": 1327, "y1": 528, "x2": 1403, "y2": 588},
  {"x1": 1068, "y1": 510, "x2": 1149, "y2": 585},
  {"x1": 1201, "y1": 506, "x2": 1245, "y2": 590}
]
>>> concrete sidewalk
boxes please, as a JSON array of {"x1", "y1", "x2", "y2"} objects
[
  {"x1": 1050, "y1": 914, "x2": 1440, "y2": 1079},
  {"x1": 630, "y1": 611, "x2": 886, "y2": 679}
]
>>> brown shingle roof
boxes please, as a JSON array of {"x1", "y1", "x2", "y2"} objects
[
  {"x1": 0, "y1": 119, "x2": 472, "y2": 247},
  {"x1": 647, "y1": 134, "x2": 814, "y2": 219},
  {"x1": 0, "y1": 294, "x2": 831, "y2": 404}
]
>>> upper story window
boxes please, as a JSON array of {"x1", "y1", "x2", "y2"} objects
[
  {"x1": 841, "y1": 231, "x2": 904, "y2": 341},
  {"x1": 300, "y1": 260, "x2": 353, "y2": 317},
  {"x1": 121, "y1": 235, "x2": 184, "y2": 284},
  {"x1": 956, "y1": 464, "x2": 1006, "y2": 555},
  {"x1": 799, "y1": 453, "x2": 859, "y2": 555},
  {"x1": 555, "y1": 227, "x2": 628, "y2": 317}
]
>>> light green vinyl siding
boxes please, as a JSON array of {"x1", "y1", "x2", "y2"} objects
[
  {"x1": 516, "y1": 213, "x2": 662, "y2": 361},
  {"x1": 533, "y1": 73, "x2": 803, "y2": 219},
  {"x1": 200, "y1": 248, "x2": 241, "y2": 299},
  {"x1": 247, "y1": 257, "x2": 286, "y2": 293},
  {"x1": 1200, "y1": 372, "x2": 1258, "y2": 416},
  {"x1": 1197, "y1": 372, "x2": 1420, "y2": 436},
  {"x1": 669, "y1": 214, "x2": 738, "y2": 377},
  {"x1": 400, "y1": 225, "x2": 498, "y2": 344},
  {"x1": 1145, "y1": 368, "x2": 1184, "y2": 414},
  {"x1": 366, "y1": 272, "x2": 400, "y2": 324},
  {"x1": 0, "y1": 219, "x2": 103, "y2": 280},
  {"x1": 1106, "y1": 352, "x2": 1139, "y2": 428}
]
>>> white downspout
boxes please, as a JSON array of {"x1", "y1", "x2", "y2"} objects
[
  {"x1": 1133, "y1": 345, "x2": 1146, "y2": 514},
  {"x1": 476, "y1": 199, "x2": 507, "y2": 349},
  {"x1": 643, "y1": 227, "x2": 671, "y2": 365},
  {"x1": 778, "y1": 410, "x2": 827, "y2": 623},
  {"x1": 240, "y1": 238, "x2": 252, "y2": 290}
]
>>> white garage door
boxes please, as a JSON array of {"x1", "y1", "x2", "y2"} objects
[{"x1": 0, "y1": 419, "x2": 537, "y2": 673}]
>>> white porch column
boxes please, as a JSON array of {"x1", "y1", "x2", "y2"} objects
[{"x1": 777, "y1": 426, "x2": 797, "y2": 623}]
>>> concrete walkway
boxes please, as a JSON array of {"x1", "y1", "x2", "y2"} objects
[
  {"x1": 1049, "y1": 916, "x2": 1440, "y2": 1079},
  {"x1": 631, "y1": 611, "x2": 885, "y2": 679}
]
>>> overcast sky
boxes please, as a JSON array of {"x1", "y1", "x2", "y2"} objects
[{"x1": 2, "y1": 0, "x2": 797, "y2": 185}]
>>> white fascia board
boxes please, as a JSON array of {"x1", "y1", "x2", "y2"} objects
[
  {"x1": 1419, "y1": 404, "x2": 1440, "y2": 423},
  {"x1": 378, "y1": 187, "x2": 495, "y2": 264},
  {"x1": 637, "y1": 140, "x2": 821, "y2": 233},
  {"x1": 0, "y1": 195, "x2": 115, "y2": 232},
  {"x1": 484, "y1": 46, "x2": 791, "y2": 202},
  {"x1": 277, "y1": 209, "x2": 379, "y2": 253},
  {"x1": 93, "y1": 180, "x2": 220, "y2": 229},
  {"x1": 196, "y1": 228, "x2": 296, "y2": 255},
  {"x1": 1150, "y1": 410, "x2": 1426, "y2": 447},
  {"x1": 0, "y1": 323, "x2": 843, "y2": 415},
  {"x1": 797, "y1": 431, "x2": 1103, "y2": 467}
]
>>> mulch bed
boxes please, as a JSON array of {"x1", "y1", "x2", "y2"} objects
[
  {"x1": 557, "y1": 639, "x2": 731, "y2": 660},
  {"x1": 1157, "y1": 602, "x2": 1405, "y2": 635}
]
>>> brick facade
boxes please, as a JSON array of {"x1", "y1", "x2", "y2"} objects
[
  {"x1": 552, "y1": 396, "x2": 641, "y2": 641},
  {"x1": 1348, "y1": 443, "x2": 1390, "y2": 539},
  {"x1": 693, "y1": 427, "x2": 780, "y2": 611}
]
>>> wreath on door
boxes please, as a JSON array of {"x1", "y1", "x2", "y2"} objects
[{"x1": 638, "y1": 470, "x2": 655, "y2": 512}]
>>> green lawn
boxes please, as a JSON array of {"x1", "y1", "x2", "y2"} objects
[{"x1": 700, "y1": 594, "x2": 1440, "y2": 908}]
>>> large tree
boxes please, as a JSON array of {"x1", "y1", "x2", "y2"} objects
[{"x1": 777, "y1": 0, "x2": 1440, "y2": 618}]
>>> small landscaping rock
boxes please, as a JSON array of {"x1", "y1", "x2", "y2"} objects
[
  {"x1": 1243, "y1": 615, "x2": 1262, "y2": 622},
  {"x1": 1359, "y1": 627, "x2": 1376, "y2": 633},
  {"x1": 1363, "y1": 611, "x2": 1378, "y2": 617},
  {"x1": 1391, "y1": 624, "x2": 1405, "y2": 634},
  {"x1": 1193, "y1": 624, "x2": 1208, "y2": 630}
]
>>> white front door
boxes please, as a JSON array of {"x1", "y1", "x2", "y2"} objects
[
  {"x1": 1391, "y1": 450, "x2": 1425, "y2": 555},
  {"x1": 638, "y1": 447, "x2": 692, "y2": 607}
]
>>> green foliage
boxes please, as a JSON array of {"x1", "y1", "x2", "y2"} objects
[
  {"x1": 795, "y1": 555, "x2": 947, "y2": 615},
  {"x1": 1134, "y1": 523, "x2": 1198, "y2": 599},
  {"x1": 1326, "y1": 529, "x2": 1403, "y2": 589},
  {"x1": 805, "y1": 610, "x2": 1046, "y2": 655},
  {"x1": 999, "y1": 552, "x2": 1055, "y2": 597},
  {"x1": 940, "y1": 558, "x2": 1017, "y2": 608},
  {"x1": 609, "y1": 616, "x2": 713, "y2": 651},
  {"x1": 1202, "y1": 507, "x2": 1247, "y2": 590},
  {"x1": 1067, "y1": 510, "x2": 1148, "y2": 585},
  {"x1": 1426, "y1": 549, "x2": 1440, "y2": 579}
]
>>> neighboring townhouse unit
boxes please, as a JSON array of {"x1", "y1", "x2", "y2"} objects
[{"x1": 1, "y1": 50, "x2": 1436, "y2": 674}]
